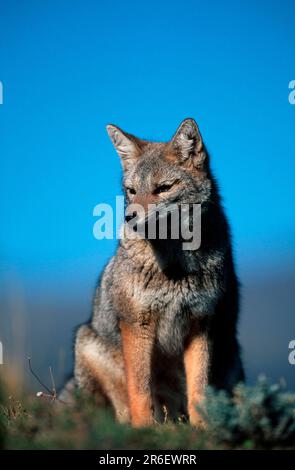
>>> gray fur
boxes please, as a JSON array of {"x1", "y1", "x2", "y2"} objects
[{"x1": 64, "y1": 118, "x2": 244, "y2": 424}]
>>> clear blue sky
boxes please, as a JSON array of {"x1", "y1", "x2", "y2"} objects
[{"x1": 1, "y1": 0, "x2": 295, "y2": 289}]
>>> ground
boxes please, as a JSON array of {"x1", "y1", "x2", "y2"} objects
[{"x1": 1, "y1": 376, "x2": 295, "y2": 450}]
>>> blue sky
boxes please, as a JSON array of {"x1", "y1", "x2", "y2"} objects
[{"x1": 1, "y1": 0, "x2": 295, "y2": 289}]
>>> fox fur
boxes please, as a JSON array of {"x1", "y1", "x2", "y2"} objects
[{"x1": 61, "y1": 118, "x2": 244, "y2": 427}]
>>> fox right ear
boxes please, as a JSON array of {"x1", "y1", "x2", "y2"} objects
[
  {"x1": 169, "y1": 118, "x2": 206, "y2": 168},
  {"x1": 106, "y1": 124, "x2": 142, "y2": 169}
]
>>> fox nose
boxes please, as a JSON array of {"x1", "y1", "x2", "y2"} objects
[{"x1": 125, "y1": 212, "x2": 137, "y2": 223}]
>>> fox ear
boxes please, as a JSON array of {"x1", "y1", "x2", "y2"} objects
[
  {"x1": 106, "y1": 124, "x2": 142, "y2": 169},
  {"x1": 169, "y1": 118, "x2": 205, "y2": 166}
]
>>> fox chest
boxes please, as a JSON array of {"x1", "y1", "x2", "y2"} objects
[{"x1": 127, "y1": 275, "x2": 205, "y2": 354}]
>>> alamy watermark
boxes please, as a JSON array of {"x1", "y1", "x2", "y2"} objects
[
  {"x1": 288, "y1": 80, "x2": 295, "y2": 105},
  {"x1": 288, "y1": 340, "x2": 295, "y2": 365},
  {"x1": 93, "y1": 196, "x2": 201, "y2": 250},
  {"x1": 0, "y1": 341, "x2": 3, "y2": 365}
]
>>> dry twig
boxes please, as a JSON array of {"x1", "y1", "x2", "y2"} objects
[{"x1": 28, "y1": 357, "x2": 66, "y2": 404}]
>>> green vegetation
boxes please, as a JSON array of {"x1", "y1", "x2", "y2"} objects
[
  {"x1": 199, "y1": 377, "x2": 295, "y2": 448},
  {"x1": 0, "y1": 380, "x2": 5, "y2": 449},
  {"x1": 1, "y1": 377, "x2": 295, "y2": 450}
]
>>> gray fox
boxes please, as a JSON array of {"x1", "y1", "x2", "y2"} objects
[{"x1": 61, "y1": 118, "x2": 244, "y2": 427}]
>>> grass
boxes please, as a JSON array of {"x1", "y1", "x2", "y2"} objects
[{"x1": 1, "y1": 377, "x2": 295, "y2": 450}]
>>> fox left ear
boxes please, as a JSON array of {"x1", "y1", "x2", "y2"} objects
[
  {"x1": 106, "y1": 124, "x2": 143, "y2": 170},
  {"x1": 169, "y1": 118, "x2": 205, "y2": 167}
]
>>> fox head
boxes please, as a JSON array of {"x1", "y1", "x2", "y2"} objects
[{"x1": 106, "y1": 118, "x2": 214, "y2": 229}]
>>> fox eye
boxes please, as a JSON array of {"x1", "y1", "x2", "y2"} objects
[
  {"x1": 126, "y1": 187, "x2": 136, "y2": 195},
  {"x1": 154, "y1": 183, "x2": 173, "y2": 194}
]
